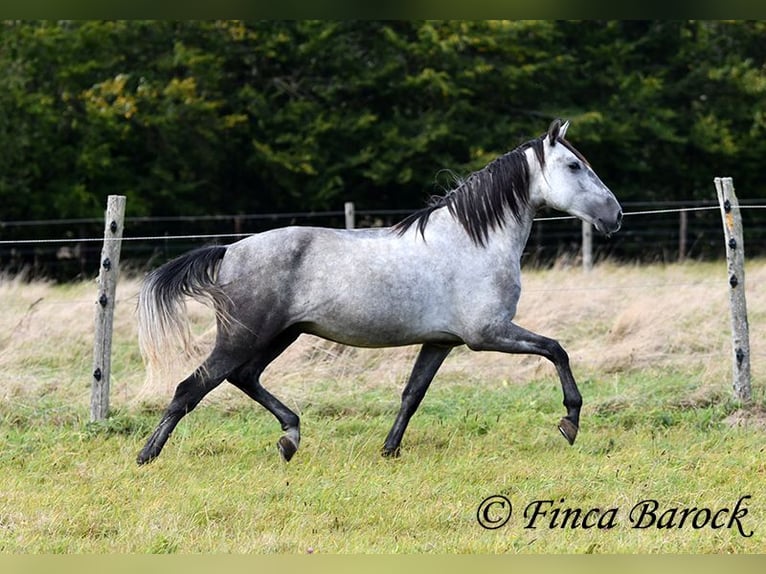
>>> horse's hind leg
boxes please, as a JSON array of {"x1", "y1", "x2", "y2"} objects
[
  {"x1": 382, "y1": 343, "x2": 453, "y2": 457},
  {"x1": 230, "y1": 374, "x2": 301, "y2": 462},
  {"x1": 136, "y1": 350, "x2": 239, "y2": 465},
  {"x1": 227, "y1": 330, "x2": 302, "y2": 462}
]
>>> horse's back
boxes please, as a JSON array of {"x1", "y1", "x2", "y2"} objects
[{"x1": 216, "y1": 225, "x2": 463, "y2": 347}]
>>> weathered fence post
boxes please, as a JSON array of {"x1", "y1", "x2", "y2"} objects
[
  {"x1": 91, "y1": 195, "x2": 126, "y2": 421},
  {"x1": 345, "y1": 201, "x2": 355, "y2": 230},
  {"x1": 714, "y1": 177, "x2": 751, "y2": 402},
  {"x1": 581, "y1": 220, "x2": 593, "y2": 271},
  {"x1": 678, "y1": 210, "x2": 688, "y2": 262}
]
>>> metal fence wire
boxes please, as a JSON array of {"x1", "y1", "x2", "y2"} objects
[{"x1": 2, "y1": 201, "x2": 766, "y2": 280}]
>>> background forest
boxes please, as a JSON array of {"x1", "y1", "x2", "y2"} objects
[{"x1": 2, "y1": 20, "x2": 766, "y2": 273}]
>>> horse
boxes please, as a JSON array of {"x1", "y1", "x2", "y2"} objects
[{"x1": 135, "y1": 118, "x2": 622, "y2": 465}]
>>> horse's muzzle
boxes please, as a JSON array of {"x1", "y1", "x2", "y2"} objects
[{"x1": 597, "y1": 210, "x2": 622, "y2": 237}]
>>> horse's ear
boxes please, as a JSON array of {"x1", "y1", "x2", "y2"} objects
[
  {"x1": 559, "y1": 120, "x2": 570, "y2": 139},
  {"x1": 547, "y1": 119, "x2": 563, "y2": 145}
]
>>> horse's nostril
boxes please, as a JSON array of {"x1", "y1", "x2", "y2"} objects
[{"x1": 617, "y1": 210, "x2": 623, "y2": 224}]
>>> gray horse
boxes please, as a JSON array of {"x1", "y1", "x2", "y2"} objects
[{"x1": 136, "y1": 119, "x2": 622, "y2": 465}]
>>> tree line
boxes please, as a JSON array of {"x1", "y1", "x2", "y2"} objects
[{"x1": 2, "y1": 20, "x2": 766, "y2": 262}]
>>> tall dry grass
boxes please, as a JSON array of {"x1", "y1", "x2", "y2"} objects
[{"x1": 1, "y1": 260, "x2": 764, "y2": 410}]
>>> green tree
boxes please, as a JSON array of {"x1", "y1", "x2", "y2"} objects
[{"x1": 2, "y1": 19, "x2": 766, "y2": 227}]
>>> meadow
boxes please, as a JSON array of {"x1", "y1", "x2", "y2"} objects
[{"x1": 1, "y1": 260, "x2": 765, "y2": 553}]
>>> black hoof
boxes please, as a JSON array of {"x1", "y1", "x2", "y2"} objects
[
  {"x1": 558, "y1": 417, "x2": 579, "y2": 446},
  {"x1": 381, "y1": 445, "x2": 401, "y2": 458},
  {"x1": 136, "y1": 449, "x2": 156, "y2": 465},
  {"x1": 278, "y1": 436, "x2": 297, "y2": 462}
]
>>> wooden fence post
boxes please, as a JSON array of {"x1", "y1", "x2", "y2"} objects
[
  {"x1": 345, "y1": 201, "x2": 355, "y2": 230},
  {"x1": 678, "y1": 210, "x2": 688, "y2": 262},
  {"x1": 581, "y1": 220, "x2": 593, "y2": 271},
  {"x1": 714, "y1": 177, "x2": 751, "y2": 402},
  {"x1": 91, "y1": 195, "x2": 126, "y2": 421}
]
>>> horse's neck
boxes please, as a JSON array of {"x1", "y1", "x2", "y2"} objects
[
  {"x1": 419, "y1": 198, "x2": 537, "y2": 262},
  {"x1": 490, "y1": 202, "x2": 537, "y2": 261}
]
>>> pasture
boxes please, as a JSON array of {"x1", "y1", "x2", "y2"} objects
[{"x1": 1, "y1": 260, "x2": 765, "y2": 553}]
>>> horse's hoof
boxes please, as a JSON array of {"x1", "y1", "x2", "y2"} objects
[
  {"x1": 381, "y1": 446, "x2": 401, "y2": 458},
  {"x1": 136, "y1": 450, "x2": 155, "y2": 465},
  {"x1": 278, "y1": 436, "x2": 297, "y2": 462},
  {"x1": 558, "y1": 418, "x2": 579, "y2": 446}
]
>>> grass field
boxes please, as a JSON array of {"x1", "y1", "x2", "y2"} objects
[{"x1": 1, "y1": 260, "x2": 765, "y2": 553}]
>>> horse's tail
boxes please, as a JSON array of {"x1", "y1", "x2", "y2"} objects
[{"x1": 137, "y1": 245, "x2": 230, "y2": 372}]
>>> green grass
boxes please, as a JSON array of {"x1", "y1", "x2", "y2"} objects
[
  {"x1": 2, "y1": 263, "x2": 766, "y2": 553},
  {"x1": 1, "y1": 372, "x2": 764, "y2": 553}
]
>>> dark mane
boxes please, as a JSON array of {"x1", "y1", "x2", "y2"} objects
[{"x1": 394, "y1": 136, "x2": 546, "y2": 247}]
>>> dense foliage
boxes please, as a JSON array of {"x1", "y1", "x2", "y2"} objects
[{"x1": 3, "y1": 20, "x2": 766, "y2": 223}]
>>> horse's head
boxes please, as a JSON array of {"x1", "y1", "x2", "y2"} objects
[{"x1": 537, "y1": 119, "x2": 622, "y2": 236}]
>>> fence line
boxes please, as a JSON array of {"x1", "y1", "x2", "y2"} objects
[
  {"x1": 1, "y1": 203, "x2": 761, "y2": 246},
  {"x1": 0, "y1": 232, "x2": 253, "y2": 245},
  {"x1": 1, "y1": 183, "x2": 760, "y2": 415},
  {"x1": 0, "y1": 200, "x2": 751, "y2": 227}
]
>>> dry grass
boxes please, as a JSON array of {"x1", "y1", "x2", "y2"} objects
[{"x1": 1, "y1": 259, "x2": 764, "y2": 410}]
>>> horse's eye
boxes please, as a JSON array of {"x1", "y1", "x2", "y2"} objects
[{"x1": 568, "y1": 161, "x2": 581, "y2": 171}]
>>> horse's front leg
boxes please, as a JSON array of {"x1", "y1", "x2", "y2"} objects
[{"x1": 468, "y1": 322, "x2": 582, "y2": 445}]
